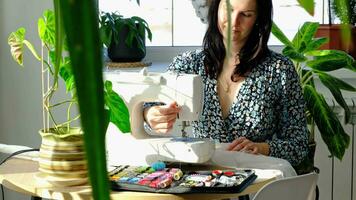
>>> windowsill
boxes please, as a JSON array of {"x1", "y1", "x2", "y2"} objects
[{"x1": 145, "y1": 46, "x2": 356, "y2": 79}]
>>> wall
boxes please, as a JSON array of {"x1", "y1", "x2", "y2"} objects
[{"x1": 0, "y1": 0, "x2": 52, "y2": 199}]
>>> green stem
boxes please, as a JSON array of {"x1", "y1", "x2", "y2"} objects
[
  {"x1": 49, "y1": 100, "x2": 76, "y2": 108},
  {"x1": 44, "y1": 43, "x2": 51, "y2": 52},
  {"x1": 301, "y1": 70, "x2": 313, "y2": 84},
  {"x1": 48, "y1": 108, "x2": 58, "y2": 130},
  {"x1": 303, "y1": 73, "x2": 314, "y2": 85},
  {"x1": 295, "y1": 62, "x2": 302, "y2": 78},
  {"x1": 42, "y1": 60, "x2": 54, "y2": 75},
  {"x1": 57, "y1": 115, "x2": 80, "y2": 128},
  {"x1": 41, "y1": 44, "x2": 54, "y2": 75},
  {"x1": 44, "y1": 86, "x2": 57, "y2": 107},
  {"x1": 67, "y1": 101, "x2": 74, "y2": 129}
]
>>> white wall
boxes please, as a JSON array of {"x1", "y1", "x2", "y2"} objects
[
  {"x1": 0, "y1": 0, "x2": 53, "y2": 147},
  {"x1": 1, "y1": 1, "x2": 52, "y2": 199}
]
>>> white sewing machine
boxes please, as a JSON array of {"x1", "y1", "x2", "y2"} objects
[{"x1": 104, "y1": 68, "x2": 215, "y2": 166}]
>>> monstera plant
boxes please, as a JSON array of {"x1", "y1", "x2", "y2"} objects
[
  {"x1": 8, "y1": 3, "x2": 130, "y2": 195},
  {"x1": 272, "y1": 21, "x2": 356, "y2": 173}
]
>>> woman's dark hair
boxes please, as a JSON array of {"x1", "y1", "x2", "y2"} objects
[{"x1": 203, "y1": 0, "x2": 273, "y2": 80}]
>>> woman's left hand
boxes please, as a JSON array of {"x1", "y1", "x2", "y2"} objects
[{"x1": 226, "y1": 137, "x2": 270, "y2": 155}]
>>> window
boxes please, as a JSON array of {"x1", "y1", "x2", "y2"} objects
[
  {"x1": 99, "y1": 0, "x2": 325, "y2": 46},
  {"x1": 270, "y1": 0, "x2": 324, "y2": 45}
]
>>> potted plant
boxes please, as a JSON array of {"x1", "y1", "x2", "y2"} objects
[
  {"x1": 315, "y1": 0, "x2": 356, "y2": 58},
  {"x1": 99, "y1": 11, "x2": 152, "y2": 62},
  {"x1": 272, "y1": 21, "x2": 356, "y2": 174},
  {"x1": 7, "y1": 9, "x2": 130, "y2": 186}
]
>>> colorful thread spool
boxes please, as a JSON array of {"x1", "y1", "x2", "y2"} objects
[{"x1": 150, "y1": 161, "x2": 166, "y2": 171}]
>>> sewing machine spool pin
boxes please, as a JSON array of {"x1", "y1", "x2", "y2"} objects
[{"x1": 180, "y1": 121, "x2": 190, "y2": 138}]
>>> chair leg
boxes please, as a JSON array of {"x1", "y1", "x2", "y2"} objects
[{"x1": 315, "y1": 185, "x2": 319, "y2": 200}]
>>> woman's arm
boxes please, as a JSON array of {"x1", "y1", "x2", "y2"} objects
[{"x1": 266, "y1": 58, "x2": 309, "y2": 166}]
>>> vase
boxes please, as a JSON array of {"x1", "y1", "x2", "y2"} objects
[
  {"x1": 108, "y1": 24, "x2": 146, "y2": 62},
  {"x1": 35, "y1": 127, "x2": 88, "y2": 187},
  {"x1": 315, "y1": 24, "x2": 356, "y2": 58}
]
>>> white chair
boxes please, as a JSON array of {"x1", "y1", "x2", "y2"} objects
[{"x1": 252, "y1": 173, "x2": 318, "y2": 200}]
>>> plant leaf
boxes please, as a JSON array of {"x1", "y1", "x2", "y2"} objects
[
  {"x1": 59, "y1": 59, "x2": 76, "y2": 93},
  {"x1": 104, "y1": 81, "x2": 131, "y2": 133},
  {"x1": 8, "y1": 28, "x2": 25, "y2": 66},
  {"x1": 271, "y1": 22, "x2": 292, "y2": 47},
  {"x1": 303, "y1": 85, "x2": 350, "y2": 160},
  {"x1": 317, "y1": 71, "x2": 356, "y2": 92},
  {"x1": 38, "y1": 10, "x2": 56, "y2": 47},
  {"x1": 297, "y1": 0, "x2": 315, "y2": 16},
  {"x1": 316, "y1": 71, "x2": 356, "y2": 123},
  {"x1": 292, "y1": 22, "x2": 319, "y2": 51},
  {"x1": 59, "y1": 0, "x2": 110, "y2": 199},
  {"x1": 8, "y1": 28, "x2": 41, "y2": 66},
  {"x1": 282, "y1": 45, "x2": 307, "y2": 62},
  {"x1": 304, "y1": 37, "x2": 328, "y2": 53},
  {"x1": 306, "y1": 50, "x2": 355, "y2": 71}
]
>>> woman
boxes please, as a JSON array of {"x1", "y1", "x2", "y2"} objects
[{"x1": 144, "y1": 0, "x2": 308, "y2": 167}]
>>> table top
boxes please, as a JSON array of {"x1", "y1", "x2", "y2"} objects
[{"x1": 0, "y1": 158, "x2": 275, "y2": 200}]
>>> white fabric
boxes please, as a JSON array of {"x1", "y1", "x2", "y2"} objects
[
  {"x1": 208, "y1": 143, "x2": 297, "y2": 178},
  {"x1": 106, "y1": 125, "x2": 296, "y2": 178}
]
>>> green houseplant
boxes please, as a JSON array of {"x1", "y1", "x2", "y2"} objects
[
  {"x1": 332, "y1": 0, "x2": 356, "y2": 25},
  {"x1": 7, "y1": 8, "x2": 130, "y2": 186},
  {"x1": 331, "y1": 0, "x2": 356, "y2": 56},
  {"x1": 315, "y1": 0, "x2": 356, "y2": 58},
  {"x1": 99, "y1": 11, "x2": 152, "y2": 62},
  {"x1": 272, "y1": 21, "x2": 356, "y2": 173}
]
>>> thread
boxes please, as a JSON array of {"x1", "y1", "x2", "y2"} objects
[{"x1": 150, "y1": 161, "x2": 166, "y2": 171}]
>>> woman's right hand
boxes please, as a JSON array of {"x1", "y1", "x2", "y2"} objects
[{"x1": 143, "y1": 102, "x2": 180, "y2": 134}]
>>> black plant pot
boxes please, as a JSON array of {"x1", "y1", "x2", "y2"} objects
[{"x1": 108, "y1": 25, "x2": 146, "y2": 62}]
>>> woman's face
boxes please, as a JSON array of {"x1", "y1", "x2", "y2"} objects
[{"x1": 217, "y1": 0, "x2": 257, "y2": 47}]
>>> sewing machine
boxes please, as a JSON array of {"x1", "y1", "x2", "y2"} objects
[{"x1": 104, "y1": 68, "x2": 215, "y2": 165}]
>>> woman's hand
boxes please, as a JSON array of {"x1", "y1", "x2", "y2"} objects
[
  {"x1": 143, "y1": 102, "x2": 180, "y2": 134},
  {"x1": 226, "y1": 137, "x2": 270, "y2": 155}
]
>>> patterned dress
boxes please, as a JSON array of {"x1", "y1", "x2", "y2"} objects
[{"x1": 166, "y1": 49, "x2": 308, "y2": 166}]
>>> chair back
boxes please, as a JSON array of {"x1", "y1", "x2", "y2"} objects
[{"x1": 252, "y1": 173, "x2": 318, "y2": 200}]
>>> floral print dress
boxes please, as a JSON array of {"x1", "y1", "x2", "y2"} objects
[{"x1": 166, "y1": 49, "x2": 308, "y2": 166}]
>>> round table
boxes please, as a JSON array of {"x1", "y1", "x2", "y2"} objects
[{"x1": 0, "y1": 158, "x2": 275, "y2": 200}]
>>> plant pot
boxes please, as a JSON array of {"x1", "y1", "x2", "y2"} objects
[
  {"x1": 315, "y1": 24, "x2": 356, "y2": 58},
  {"x1": 108, "y1": 24, "x2": 146, "y2": 62},
  {"x1": 36, "y1": 127, "x2": 88, "y2": 187}
]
